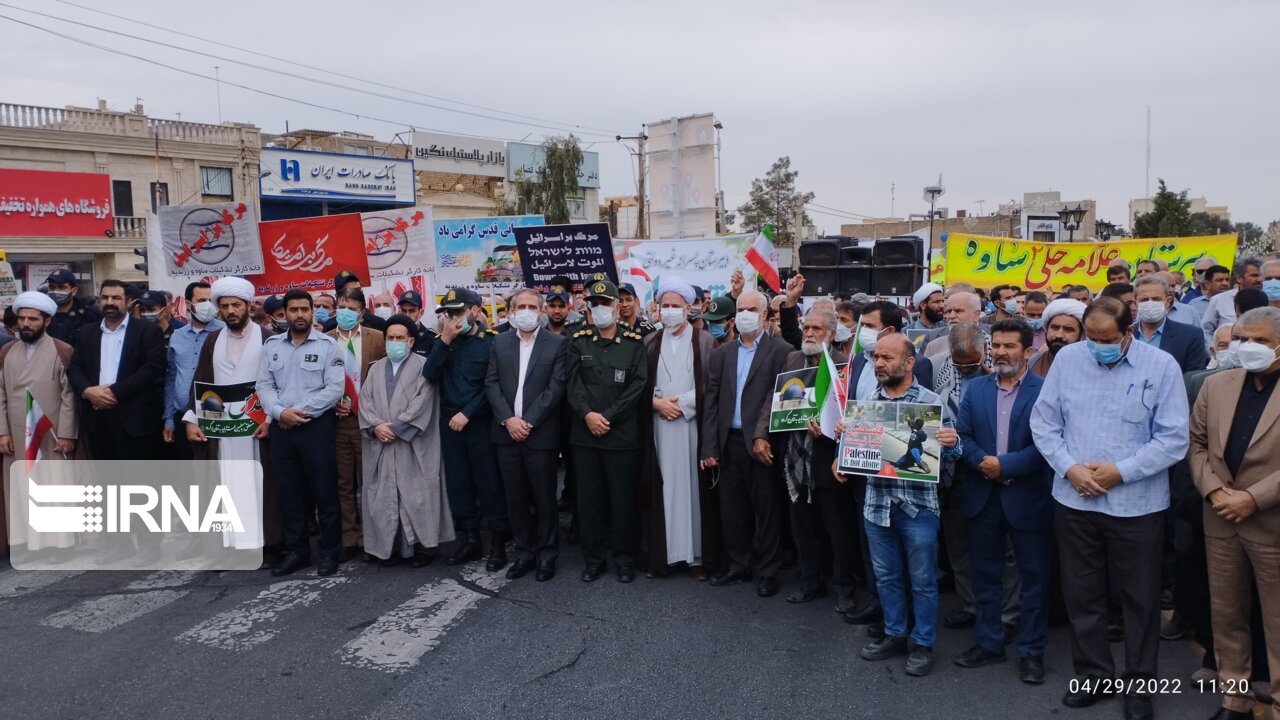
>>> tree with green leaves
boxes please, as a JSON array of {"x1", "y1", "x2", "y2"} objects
[
  {"x1": 494, "y1": 135, "x2": 584, "y2": 224},
  {"x1": 736, "y1": 156, "x2": 814, "y2": 247},
  {"x1": 1132, "y1": 179, "x2": 1192, "y2": 238},
  {"x1": 1234, "y1": 221, "x2": 1269, "y2": 257}
]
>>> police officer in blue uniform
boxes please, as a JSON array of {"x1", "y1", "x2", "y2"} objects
[
  {"x1": 45, "y1": 267, "x2": 101, "y2": 346},
  {"x1": 396, "y1": 290, "x2": 437, "y2": 358}
]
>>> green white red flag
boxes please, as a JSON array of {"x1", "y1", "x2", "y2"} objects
[
  {"x1": 745, "y1": 225, "x2": 780, "y2": 293},
  {"x1": 25, "y1": 390, "x2": 52, "y2": 472}
]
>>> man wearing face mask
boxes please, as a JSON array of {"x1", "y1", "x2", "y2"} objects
[
  {"x1": 396, "y1": 290, "x2": 437, "y2": 358},
  {"x1": 263, "y1": 295, "x2": 287, "y2": 332},
  {"x1": 1189, "y1": 307, "x2": 1280, "y2": 720},
  {"x1": 370, "y1": 293, "x2": 396, "y2": 323},
  {"x1": 906, "y1": 283, "x2": 945, "y2": 334},
  {"x1": 314, "y1": 293, "x2": 336, "y2": 329},
  {"x1": 425, "y1": 287, "x2": 508, "y2": 570},
  {"x1": 327, "y1": 288, "x2": 387, "y2": 561},
  {"x1": 1261, "y1": 259, "x2": 1280, "y2": 310},
  {"x1": 701, "y1": 296, "x2": 737, "y2": 347},
  {"x1": 833, "y1": 301, "x2": 859, "y2": 356},
  {"x1": 1030, "y1": 298, "x2": 1189, "y2": 719},
  {"x1": 1133, "y1": 276, "x2": 1209, "y2": 374},
  {"x1": 849, "y1": 301, "x2": 935, "y2": 406},
  {"x1": 702, "y1": 289, "x2": 792, "y2": 597},
  {"x1": 163, "y1": 281, "x2": 223, "y2": 459},
  {"x1": 991, "y1": 285, "x2": 1019, "y2": 322},
  {"x1": 1151, "y1": 271, "x2": 1202, "y2": 327},
  {"x1": 485, "y1": 289, "x2": 568, "y2": 582},
  {"x1": 1022, "y1": 291, "x2": 1048, "y2": 351},
  {"x1": 136, "y1": 290, "x2": 185, "y2": 344},
  {"x1": 44, "y1": 267, "x2": 101, "y2": 348},
  {"x1": 1206, "y1": 324, "x2": 1236, "y2": 371},
  {"x1": 1202, "y1": 256, "x2": 1263, "y2": 349},
  {"x1": 564, "y1": 277, "x2": 647, "y2": 583},
  {"x1": 1029, "y1": 299, "x2": 1086, "y2": 378}
]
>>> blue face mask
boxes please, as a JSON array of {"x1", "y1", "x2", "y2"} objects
[
  {"x1": 315, "y1": 307, "x2": 331, "y2": 325},
  {"x1": 336, "y1": 308, "x2": 359, "y2": 331},
  {"x1": 1025, "y1": 318, "x2": 1043, "y2": 331},
  {"x1": 708, "y1": 321, "x2": 726, "y2": 339},
  {"x1": 1263, "y1": 279, "x2": 1280, "y2": 302},
  {"x1": 1003, "y1": 299, "x2": 1018, "y2": 315},
  {"x1": 385, "y1": 340, "x2": 409, "y2": 362},
  {"x1": 1086, "y1": 338, "x2": 1124, "y2": 364},
  {"x1": 983, "y1": 301, "x2": 996, "y2": 315}
]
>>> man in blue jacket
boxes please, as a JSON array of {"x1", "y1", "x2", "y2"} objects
[{"x1": 954, "y1": 318, "x2": 1053, "y2": 685}]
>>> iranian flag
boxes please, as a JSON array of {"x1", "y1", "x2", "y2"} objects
[
  {"x1": 25, "y1": 390, "x2": 52, "y2": 472},
  {"x1": 815, "y1": 345, "x2": 848, "y2": 440},
  {"x1": 745, "y1": 225, "x2": 780, "y2": 293},
  {"x1": 343, "y1": 338, "x2": 360, "y2": 415}
]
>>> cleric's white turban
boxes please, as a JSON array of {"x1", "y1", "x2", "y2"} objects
[
  {"x1": 912, "y1": 282, "x2": 944, "y2": 308},
  {"x1": 1042, "y1": 298, "x2": 1086, "y2": 327},
  {"x1": 13, "y1": 291, "x2": 57, "y2": 317},
  {"x1": 657, "y1": 276, "x2": 696, "y2": 304},
  {"x1": 210, "y1": 277, "x2": 255, "y2": 304}
]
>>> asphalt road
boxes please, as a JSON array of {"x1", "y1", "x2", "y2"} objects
[{"x1": 0, "y1": 546, "x2": 1226, "y2": 720}]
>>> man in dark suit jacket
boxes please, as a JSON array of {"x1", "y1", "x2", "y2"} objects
[
  {"x1": 847, "y1": 300, "x2": 935, "y2": 396},
  {"x1": 67, "y1": 279, "x2": 167, "y2": 461},
  {"x1": 1134, "y1": 276, "x2": 1209, "y2": 374},
  {"x1": 701, "y1": 290, "x2": 792, "y2": 597},
  {"x1": 954, "y1": 318, "x2": 1053, "y2": 685},
  {"x1": 485, "y1": 288, "x2": 568, "y2": 582}
]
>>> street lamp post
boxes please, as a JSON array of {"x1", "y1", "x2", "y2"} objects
[{"x1": 1058, "y1": 204, "x2": 1085, "y2": 242}]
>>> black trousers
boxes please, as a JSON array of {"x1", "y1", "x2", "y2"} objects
[
  {"x1": 970, "y1": 492, "x2": 1052, "y2": 658},
  {"x1": 1055, "y1": 503, "x2": 1163, "y2": 681},
  {"x1": 169, "y1": 411, "x2": 195, "y2": 461},
  {"x1": 573, "y1": 445, "x2": 637, "y2": 569},
  {"x1": 441, "y1": 409, "x2": 507, "y2": 533},
  {"x1": 497, "y1": 443, "x2": 559, "y2": 564},
  {"x1": 719, "y1": 430, "x2": 783, "y2": 579},
  {"x1": 271, "y1": 411, "x2": 341, "y2": 560},
  {"x1": 790, "y1": 482, "x2": 861, "y2": 600},
  {"x1": 85, "y1": 410, "x2": 164, "y2": 460}
]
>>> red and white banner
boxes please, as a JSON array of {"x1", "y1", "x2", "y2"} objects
[
  {"x1": 0, "y1": 169, "x2": 113, "y2": 238},
  {"x1": 361, "y1": 205, "x2": 435, "y2": 302},
  {"x1": 247, "y1": 214, "x2": 369, "y2": 295}
]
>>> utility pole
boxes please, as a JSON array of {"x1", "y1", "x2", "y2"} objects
[{"x1": 636, "y1": 130, "x2": 647, "y2": 238}]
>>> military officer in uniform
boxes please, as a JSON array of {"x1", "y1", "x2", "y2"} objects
[
  {"x1": 618, "y1": 282, "x2": 655, "y2": 338},
  {"x1": 565, "y1": 276, "x2": 648, "y2": 583},
  {"x1": 396, "y1": 290, "x2": 437, "y2": 358},
  {"x1": 424, "y1": 287, "x2": 509, "y2": 571},
  {"x1": 45, "y1": 267, "x2": 101, "y2": 347}
]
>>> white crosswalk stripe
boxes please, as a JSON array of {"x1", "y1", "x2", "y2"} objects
[
  {"x1": 39, "y1": 571, "x2": 202, "y2": 633},
  {"x1": 175, "y1": 576, "x2": 351, "y2": 651},
  {"x1": 0, "y1": 570, "x2": 84, "y2": 598},
  {"x1": 341, "y1": 565, "x2": 509, "y2": 672}
]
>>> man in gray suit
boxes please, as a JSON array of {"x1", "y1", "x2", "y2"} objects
[{"x1": 485, "y1": 288, "x2": 568, "y2": 582}]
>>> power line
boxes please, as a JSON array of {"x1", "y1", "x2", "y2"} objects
[
  {"x1": 806, "y1": 201, "x2": 878, "y2": 219},
  {"x1": 2, "y1": 2, "x2": 620, "y2": 140},
  {"x1": 0, "y1": 12, "x2": 562, "y2": 144}
]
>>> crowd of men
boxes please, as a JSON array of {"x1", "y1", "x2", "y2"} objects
[{"x1": 1, "y1": 252, "x2": 1279, "y2": 720}]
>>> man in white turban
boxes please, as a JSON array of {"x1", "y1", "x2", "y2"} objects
[
  {"x1": 1030, "y1": 298, "x2": 1086, "y2": 377},
  {"x1": 210, "y1": 276, "x2": 255, "y2": 305},
  {"x1": 906, "y1": 283, "x2": 946, "y2": 334}
]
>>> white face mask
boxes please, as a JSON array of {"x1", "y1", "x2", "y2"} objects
[
  {"x1": 659, "y1": 308, "x2": 686, "y2": 329},
  {"x1": 190, "y1": 300, "x2": 217, "y2": 324},
  {"x1": 734, "y1": 309, "x2": 761, "y2": 335},
  {"x1": 373, "y1": 306, "x2": 394, "y2": 320},
  {"x1": 859, "y1": 326, "x2": 882, "y2": 353},
  {"x1": 590, "y1": 304, "x2": 615, "y2": 328},
  {"x1": 834, "y1": 323, "x2": 853, "y2": 343},
  {"x1": 1218, "y1": 339, "x2": 1241, "y2": 369},
  {"x1": 1136, "y1": 300, "x2": 1167, "y2": 324},
  {"x1": 1237, "y1": 341, "x2": 1278, "y2": 373},
  {"x1": 510, "y1": 309, "x2": 539, "y2": 332}
]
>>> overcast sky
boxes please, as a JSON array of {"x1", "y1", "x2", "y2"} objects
[{"x1": 3, "y1": 0, "x2": 1276, "y2": 231}]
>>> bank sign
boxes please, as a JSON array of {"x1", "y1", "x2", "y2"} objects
[{"x1": 259, "y1": 148, "x2": 415, "y2": 205}]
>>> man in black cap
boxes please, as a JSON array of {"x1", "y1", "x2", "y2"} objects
[
  {"x1": 544, "y1": 286, "x2": 574, "y2": 336},
  {"x1": 423, "y1": 287, "x2": 508, "y2": 570},
  {"x1": 564, "y1": 275, "x2": 648, "y2": 582},
  {"x1": 136, "y1": 290, "x2": 185, "y2": 344},
  {"x1": 321, "y1": 270, "x2": 386, "y2": 332},
  {"x1": 45, "y1": 267, "x2": 101, "y2": 347},
  {"x1": 397, "y1": 290, "x2": 437, "y2": 358},
  {"x1": 617, "y1": 283, "x2": 655, "y2": 338},
  {"x1": 263, "y1": 294, "x2": 287, "y2": 333},
  {"x1": 701, "y1": 296, "x2": 737, "y2": 347}
]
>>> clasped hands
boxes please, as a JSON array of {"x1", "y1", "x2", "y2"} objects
[{"x1": 1066, "y1": 463, "x2": 1123, "y2": 498}]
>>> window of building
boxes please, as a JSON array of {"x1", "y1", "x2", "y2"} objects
[
  {"x1": 112, "y1": 180, "x2": 134, "y2": 217},
  {"x1": 200, "y1": 167, "x2": 233, "y2": 198},
  {"x1": 343, "y1": 144, "x2": 370, "y2": 156},
  {"x1": 150, "y1": 182, "x2": 170, "y2": 212}
]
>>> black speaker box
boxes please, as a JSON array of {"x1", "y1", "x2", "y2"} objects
[
  {"x1": 872, "y1": 265, "x2": 923, "y2": 296},
  {"x1": 798, "y1": 240, "x2": 840, "y2": 266},
  {"x1": 839, "y1": 246, "x2": 872, "y2": 265},
  {"x1": 873, "y1": 237, "x2": 924, "y2": 266},
  {"x1": 838, "y1": 265, "x2": 872, "y2": 295},
  {"x1": 799, "y1": 266, "x2": 839, "y2": 295}
]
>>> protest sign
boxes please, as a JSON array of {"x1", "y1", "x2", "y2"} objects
[
  {"x1": 193, "y1": 381, "x2": 266, "y2": 438},
  {"x1": 836, "y1": 400, "x2": 943, "y2": 483},
  {"x1": 612, "y1": 233, "x2": 755, "y2": 304},
  {"x1": 769, "y1": 367, "x2": 820, "y2": 432},
  {"x1": 944, "y1": 233, "x2": 1237, "y2": 292},
  {"x1": 513, "y1": 222, "x2": 616, "y2": 292},
  {"x1": 248, "y1": 214, "x2": 368, "y2": 295},
  {"x1": 433, "y1": 215, "x2": 544, "y2": 294},
  {"x1": 361, "y1": 205, "x2": 435, "y2": 301},
  {"x1": 158, "y1": 202, "x2": 264, "y2": 279}
]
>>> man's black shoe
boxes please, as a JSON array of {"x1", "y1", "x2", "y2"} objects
[
  {"x1": 1019, "y1": 655, "x2": 1046, "y2": 685},
  {"x1": 409, "y1": 552, "x2": 434, "y2": 569},
  {"x1": 484, "y1": 532, "x2": 508, "y2": 572},
  {"x1": 860, "y1": 636, "x2": 908, "y2": 661},
  {"x1": 905, "y1": 646, "x2": 935, "y2": 677},
  {"x1": 1062, "y1": 676, "x2": 1112, "y2": 708},
  {"x1": 944, "y1": 609, "x2": 976, "y2": 629},
  {"x1": 446, "y1": 532, "x2": 482, "y2": 566},
  {"x1": 786, "y1": 583, "x2": 822, "y2": 604},
  {"x1": 505, "y1": 559, "x2": 533, "y2": 580},
  {"x1": 844, "y1": 602, "x2": 883, "y2": 625},
  {"x1": 1123, "y1": 694, "x2": 1153, "y2": 720},
  {"x1": 271, "y1": 551, "x2": 310, "y2": 577},
  {"x1": 953, "y1": 645, "x2": 1006, "y2": 668},
  {"x1": 756, "y1": 576, "x2": 778, "y2": 597},
  {"x1": 316, "y1": 556, "x2": 339, "y2": 577},
  {"x1": 709, "y1": 570, "x2": 749, "y2": 587},
  {"x1": 1205, "y1": 708, "x2": 1253, "y2": 720},
  {"x1": 535, "y1": 560, "x2": 556, "y2": 582},
  {"x1": 866, "y1": 622, "x2": 885, "y2": 639},
  {"x1": 580, "y1": 564, "x2": 604, "y2": 582},
  {"x1": 379, "y1": 555, "x2": 402, "y2": 568},
  {"x1": 616, "y1": 565, "x2": 635, "y2": 583}
]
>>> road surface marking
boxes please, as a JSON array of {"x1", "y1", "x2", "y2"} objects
[
  {"x1": 39, "y1": 571, "x2": 203, "y2": 632},
  {"x1": 176, "y1": 576, "x2": 350, "y2": 651},
  {"x1": 0, "y1": 571, "x2": 84, "y2": 598}
]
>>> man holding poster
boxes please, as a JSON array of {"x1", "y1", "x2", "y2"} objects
[{"x1": 838, "y1": 334, "x2": 959, "y2": 678}]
